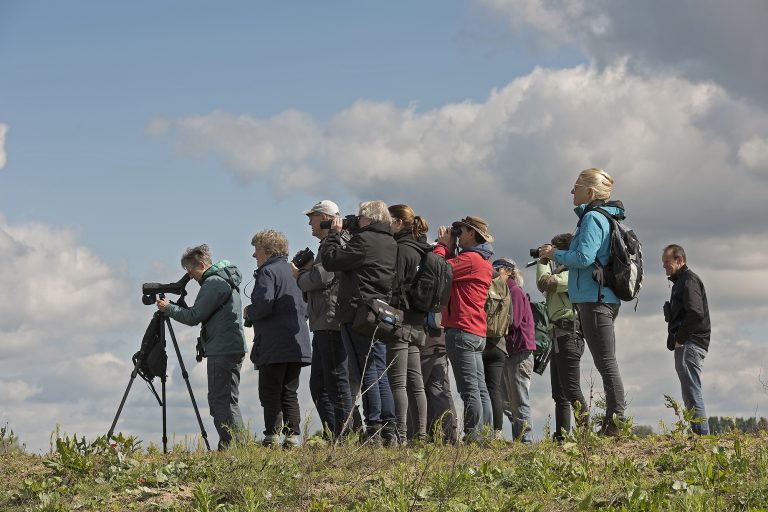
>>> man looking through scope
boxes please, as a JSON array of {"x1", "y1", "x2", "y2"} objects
[{"x1": 156, "y1": 244, "x2": 247, "y2": 450}]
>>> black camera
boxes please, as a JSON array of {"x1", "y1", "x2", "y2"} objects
[
  {"x1": 319, "y1": 214, "x2": 360, "y2": 232},
  {"x1": 292, "y1": 247, "x2": 315, "y2": 269},
  {"x1": 142, "y1": 274, "x2": 190, "y2": 306},
  {"x1": 529, "y1": 248, "x2": 541, "y2": 259},
  {"x1": 450, "y1": 222, "x2": 462, "y2": 237}
]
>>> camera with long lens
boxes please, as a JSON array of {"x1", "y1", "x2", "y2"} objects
[
  {"x1": 141, "y1": 274, "x2": 191, "y2": 306},
  {"x1": 291, "y1": 247, "x2": 315, "y2": 269},
  {"x1": 319, "y1": 214, "x2": 360, "y2": 232}
]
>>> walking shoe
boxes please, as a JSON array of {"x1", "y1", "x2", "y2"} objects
[
  {"x1": 261, "y1": 434, "x2": 278, "y2": 447},
  {"x1": 282, "y1": 435, "x2": 300, "y2": 449}
]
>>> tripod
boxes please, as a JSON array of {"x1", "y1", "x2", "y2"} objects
[{"x1": 107, "y1": 299, "x2": 210, "y2": 453}]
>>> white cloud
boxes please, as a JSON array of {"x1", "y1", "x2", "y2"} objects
[
  {"x1": 150, "y1": 62, "x2": 768, "y2": 256},
  {"x1": 739, "y1": 137, "x2": 768, "y2": 173},
  {"x1": 0, "y1": 123, "x2": 7, "y2": 169},
  {"x1": 0, "y1": 379, "x2": 42, "y2": 403},
  {"x1": 475, "y1": 0, "x2": 768, "y2": 105}
]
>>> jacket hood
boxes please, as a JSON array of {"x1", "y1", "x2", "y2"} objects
[
  {"x1": 463, "y1": 242, "x2": 494, "y2": 260},
  {"x1": 358, "y1": 222, "x2": 393, "y2": 236},
  {"x1": 204, "y1": 260, "x2": 243, "y2": 287},
  {"x1": 395, "y1": 230, "x2": 433, "y2": 253},
  {"x1": 575, "y1": 199, "x2": 626, "y2": 219}
]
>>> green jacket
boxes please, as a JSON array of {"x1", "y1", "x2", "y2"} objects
[
  {"x1": 536, "y1": 261, "x2": 573, "y2": 324},
  {"x1": 165, "y1": 260, "x2": 247, "y2": 356}
]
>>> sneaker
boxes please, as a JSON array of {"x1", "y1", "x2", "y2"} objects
[
  {"x1": 262, "y1": 434, "x2": 278, "y2": 447},
  {"x1": 282, "y1": 435, "x2": 300, "y2": 449}
]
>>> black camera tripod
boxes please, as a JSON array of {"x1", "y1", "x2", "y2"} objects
[{"x1": 107, "y1": 298, "x2": 210, "y2": 453}]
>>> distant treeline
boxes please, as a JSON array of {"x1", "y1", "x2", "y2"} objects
[{"x1": 708, "y1": 416, "x2": 768, "y2": 434}]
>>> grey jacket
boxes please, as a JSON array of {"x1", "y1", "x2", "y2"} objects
[
  {"x1": 296, "y1": 252, "x2": 340, "y2": 332},
  {"x1": 164, "y1": 260, "x2": 247, "y2": 356}
]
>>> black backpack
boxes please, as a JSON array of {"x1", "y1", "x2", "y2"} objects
[
  {"x1": 580, "y1": 201, "x2": 643, "y2": 302},
  {"x1": 133, "y1": 313, "x2": 167, "y2": 382},
  {"x1": 407, "y1": 251, "x2": 453, "y2": 313}
]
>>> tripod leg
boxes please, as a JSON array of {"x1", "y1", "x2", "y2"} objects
[
  {"x1": 107, "y1": 362, "x2": 142, "y2": 441},
  {"x1": 162, "y1": 376, "x2": 168, "y2": 454},
  {"x1": 165, "y1": 317, "x2": 211, "y2": 451}
]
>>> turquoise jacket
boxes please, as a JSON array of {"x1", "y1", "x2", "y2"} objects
[
  {"x1": 553, "y1": 203, "x2": 623, "y2": 304},
  {"x1": 165, "y1": 260, "x2": 248, "y2": 356}
]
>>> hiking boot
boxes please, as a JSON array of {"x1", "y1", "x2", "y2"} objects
[
  {"x1": 361, "y1": 423, "x2": 383, "y2": 447},
  {"x1": 381, "y1": 423, "x2": 400, "y2": 448}
]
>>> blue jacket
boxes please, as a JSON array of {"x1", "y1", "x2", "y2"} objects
[
  {"x1": 553, "y1": 202, "x2": 623, "y2": 304},
  {"x1": 246, "y1": 255, "x2": 312, "y2": 369}
]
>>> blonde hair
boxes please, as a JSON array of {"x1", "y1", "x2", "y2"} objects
[
  {"x1": 359, "y1": 200, "x2": 391, "y2": 224},
  {"x1": 251, "y1": 229, "x2": 289, "y2": 257},
  {"x1": 577, "y1": 168, "x2": 614, "y2": 200}
]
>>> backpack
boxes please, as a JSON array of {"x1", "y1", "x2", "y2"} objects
[
  {"x1": 407, "y1": 251, "x2": 453, "y2": 313},
  {"x1": 529, "y1": 298, "x2": 552, "y2": 375},
  {"x1": 581, "y1": 201, "x2": 644, "y2": 302},
  {"x1": 133, "y1": 313, "x2": 167, "y2": 382},
  {"x1": 485, "y1": 275, "x2": 511, "y2": 338}
]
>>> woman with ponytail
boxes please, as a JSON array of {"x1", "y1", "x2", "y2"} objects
[{"x1": 387, "y1": 204, "x2": 431, "y2": 445}]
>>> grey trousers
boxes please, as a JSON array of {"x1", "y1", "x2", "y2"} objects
[
  {"x1": 387, "y1": 341, "x2": 428, "y2": 441},
  {"x1": 410, "y1": 350, "x2": 458, "y2": 443},
  {"x1": 207, "y1": 353, "x2": 245, "y2": 450}
]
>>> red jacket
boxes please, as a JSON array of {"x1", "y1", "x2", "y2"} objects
[{"x1": 433, "y1": 244, "x2": 493, "y2": 337}]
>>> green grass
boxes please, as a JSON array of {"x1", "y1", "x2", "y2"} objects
[{"x1": 2, "y1": 426, "x2": 768, "y2": 511}]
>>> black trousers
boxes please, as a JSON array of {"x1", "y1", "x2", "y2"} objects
[
  {"x1": 258, "y1": 362, "x2": 303, "y2": 436},
  {"x1": 550, "y1": 330, "x2": 587, "y2": 439},
  {"x1": 308, "y1": 330, "x2": 353, "y2": 437},
  {"x1": 482, "y1": 341, "x2": 507, "y2": 431},
  {"x1": 577, "y1": 302, "x2": 625, "y2": 426}
]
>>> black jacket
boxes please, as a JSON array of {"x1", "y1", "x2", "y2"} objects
[
  {"x1": 392, "y1": 231, "x2": 432, "y2": 327},
  {"x1": 319, "y1": 222, "x2": 397, "y2": 324},
  {"x1": 665, "y1": 265, "x2": 710, "y2": 351}
]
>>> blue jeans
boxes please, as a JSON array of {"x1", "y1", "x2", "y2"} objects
[
  {"x1": 445, "y1": 328, "x2": 492, "y2": 440},
  {"x1": 309, "y1": 330, "x2": 353, "y2": 437},
  {"x1": 675, "y1": 343, "x2": 709, "y2": 435},
  {"x1": 341, "y1": 324, "x2": 396, "y2": 427},
  {"x1": 502, "y1": 350, "x2": 533, "y2": 443}
]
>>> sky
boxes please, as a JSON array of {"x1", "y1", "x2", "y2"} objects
[{"x1": 2, "y1": 0, "x2": 768, "y2": 453}]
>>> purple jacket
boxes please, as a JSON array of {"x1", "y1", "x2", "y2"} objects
[{"x1": 505, "y1": 279, "x2": 535, "y2": 355}]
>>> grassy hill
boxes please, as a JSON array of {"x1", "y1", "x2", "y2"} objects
[{"x1": 2, "y1": 422, "x2": 768, "y2": 511}]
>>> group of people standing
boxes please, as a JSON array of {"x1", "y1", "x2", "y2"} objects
[{"x1": 156, "y1": 167, "x2": 713, "y2": 449}]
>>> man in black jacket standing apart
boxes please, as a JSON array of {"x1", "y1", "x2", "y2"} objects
[{"x1": 663, "y1": 244, "x2": 711, "y2": 435}]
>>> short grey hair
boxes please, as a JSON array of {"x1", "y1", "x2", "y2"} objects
[
  {"x1": 358, "y1": 200, "x2": 391, "y2": 224},
  {"x1": 180, "y1": 244, "x2": 213, "y2": 270}
]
